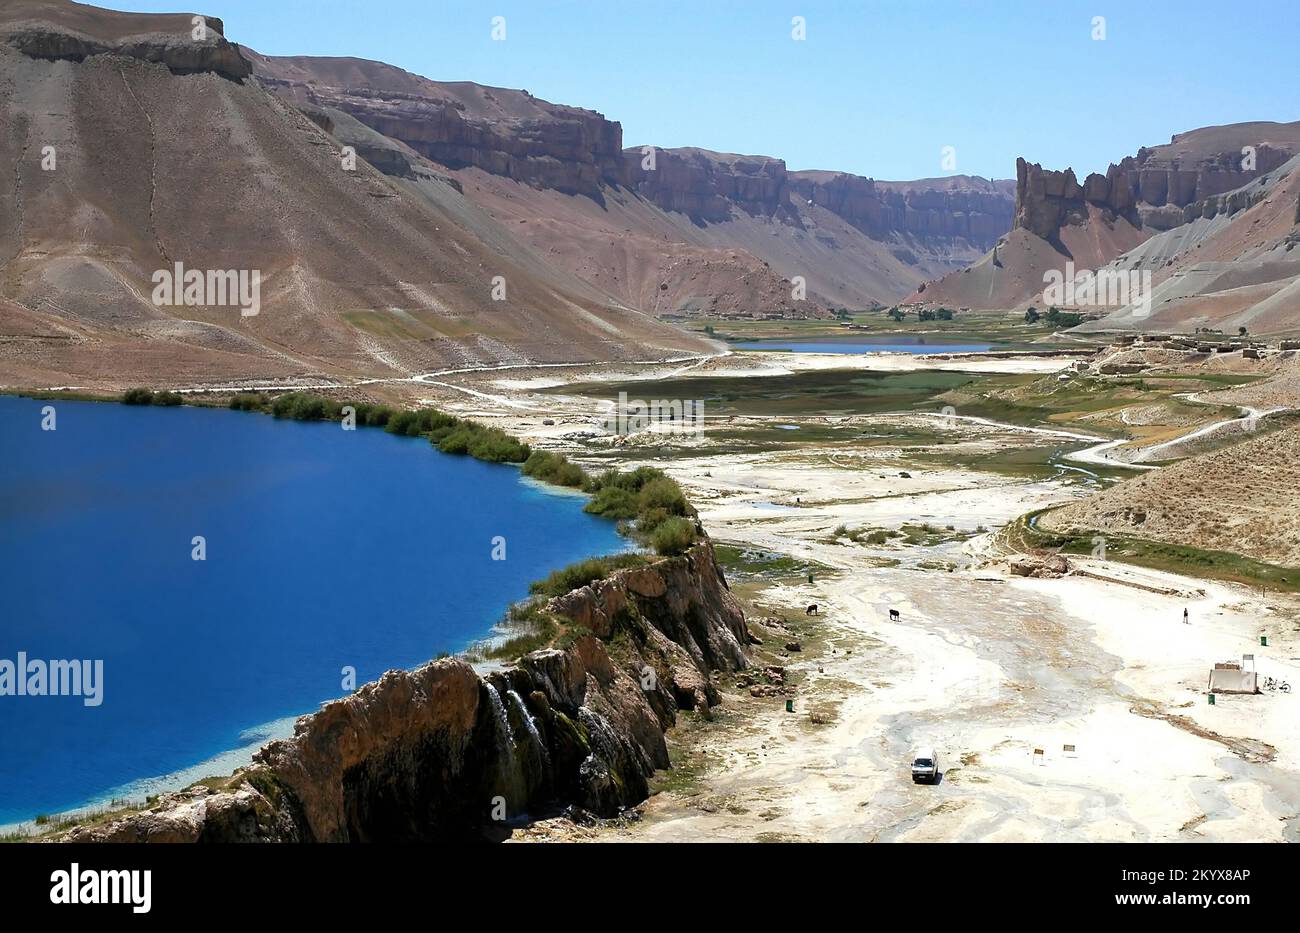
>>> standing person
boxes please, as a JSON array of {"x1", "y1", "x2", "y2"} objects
[{"x1": 1183, "y1": 607, "x2": 1190, "y2": 624}]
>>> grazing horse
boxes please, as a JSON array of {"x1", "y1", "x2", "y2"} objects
[
  {"x1": 889, "y1": 609, "x2": 901, "y2": 621},
  {"x1": 806, "y1": 604, "x2": 818, "y2": 616}
]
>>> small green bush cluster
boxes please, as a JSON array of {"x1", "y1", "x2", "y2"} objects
[
  {"x1": 519, "y1": 453, "x2": 696, "y2": 551},
  {"x1": 585, "y1": 467, "x2": 689, "y2": 521},
  {"x1": 529, "y1": 553, "x2": 649, "y2": 599},
  {"x1": 122, "y1": 388, "x2": 184, "y2": 406},
  {"x1": 433, "y1": 423, "x2": 529, "y2": 462},
  {"x1": 647, "y1": 516, "x2": 697, "y2": 556},
  {"x1": 270, "y1": 392, "x2": 332, "y2": 420},
  {"x1": 833, "y1": 524, "x2": 899, "y2": 545},
  {"x1": 228, "y1": 393, "x2": 269, "y2": 411},
  {"x1": 522, "y1": 450, "x2": 589, "y2": 487}
]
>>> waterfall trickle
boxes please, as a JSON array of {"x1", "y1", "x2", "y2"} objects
[
  {"x1": 484, "y1": 683, "x2": 523, "y2": 809},
  {"x1": 507, "y1": 688, "x2": 551, "y2": 769}
]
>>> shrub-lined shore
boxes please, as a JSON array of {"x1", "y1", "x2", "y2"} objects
[{"x1": 226, "y1": 390, "x2": 529, "y2": 462}]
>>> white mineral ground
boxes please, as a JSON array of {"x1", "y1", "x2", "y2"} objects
[{"x1": 315, "y1": 349, "x2": 1300, "y2": 841}]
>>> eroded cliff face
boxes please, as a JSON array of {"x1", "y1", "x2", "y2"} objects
[
  {"x1": 60, "y1": 538, "x2": 748, "y2": 843},
  {"x1": 911, "y1": 122, "x2": 1300, "y2": 315},
  {"x1": 789, "y1": 172, "x2": 1014, "y2": 247},
  {"x1": 1117, "y1": 143, "x2": 1293, "y2": 217},
  {"x1": 620, "y1": 152, "x2": 1014, "y2": 248},
  {"x1": 1013, "y1": 158, "x2": 1138, "y2": 243},
  {"x1": 0, "y1": 2, "x2": 251, "y2": 80},
  {"x1": 247, "y1": 51, "x2": 625, "y2": 199},
  {"x1": 622, "y1": 148, "x2": 792, "y2": 222},
  {"x1": 1012, "y1": 125, "x2": 1300, "y2": 242}
]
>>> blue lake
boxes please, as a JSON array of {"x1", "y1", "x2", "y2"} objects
[
  {"x1": 0, "y1": 396, "x2": 626, "y2": 825},
  {"x1": 732, "y1": 336, "x2": 996, "y2": 354}
]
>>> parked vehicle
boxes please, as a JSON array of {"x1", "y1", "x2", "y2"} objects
[
  {"x1": 911, "y1": 747, "x2": 939, "y2": 784},
  {"x1": 1263, "y1": 676, "x2": 1292, "y2": 694}
]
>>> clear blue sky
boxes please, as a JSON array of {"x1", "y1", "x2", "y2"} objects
[{"x1": 100, "y1": 0, "x2": 1300, "y2": 181}]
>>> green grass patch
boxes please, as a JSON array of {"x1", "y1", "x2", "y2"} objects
[
  {"x1": 528, "y1": 553, "x2": 651, "y2": 599},
  {"x1": 713, "y1": 544, "x2": 832, "y2": 579},
  {"x1": 552, "y1": 369, "x2": 982, "y2": 418}
]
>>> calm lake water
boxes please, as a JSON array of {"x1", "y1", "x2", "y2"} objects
[
  {"x1": 732, "y1": 335, "x2": 996, "y2": 354},
  {"x1": 0, "y1": 396, "x2": 625, "y2": 825}
]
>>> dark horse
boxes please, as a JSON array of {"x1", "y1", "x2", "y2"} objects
[{"x1": 806, "y1": 604, "x2": 818, "y2": 616}]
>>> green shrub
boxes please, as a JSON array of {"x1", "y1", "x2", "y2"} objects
[
  {"x1": 432, "y1": 423, "x2": 529, "y2": 462},
  {"x1": 470, "y1": 429, "x2": 529, "y2": 463},
  {"x1": 522, "y1": 451, "x2": 589, "y2": 488},
  {"x1": 637, "y1": 507, "x2": 672, "y2": 534},
  {"x1": 228, "y1": 393, "x2": 267, "y2": 412},
  {"x1": 361, "y1": 405, "x2": 395, "y2": 427},
  {"x1": 529, "y1": 553, "x2": 648, "y2": 598},
  {"x1": 292, "y1": 395, "x2": 327, "y2": 420},
  {"x1": 637, "y1": 476, "x2": 688, "y2": 516},
  {"x1": 584, "y1": 485, "x2": 639, "y2": 520},
  {"x1": 122, "y1": 388, "x2": 185, "y2": 407},
  {"x1": 385, "y1": 409, "x2": 424, "y2": 436},
  {"x1": 649, "y1": 517, "x2": 697, "y2": 556},
  {"x1": 270, "y1": 393, "x2": 302, "y2": 418}
]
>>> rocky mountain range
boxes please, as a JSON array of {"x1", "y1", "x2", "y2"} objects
[
  {"x1": 247, "y1": 51, "x2": 1016, "y2": 315},
  {"x1": 0, "y1": 0, "x2": 1025, "y2": 388},
  {"x1": 4, "y1": 0, "x2": 1297, "y2": 393},
  {"x1": 910, "y1": 122, "x2": 1300, "y2": 333},
  {"x1": 0, "y1": 0, "x2": 716, "y2": 389}
]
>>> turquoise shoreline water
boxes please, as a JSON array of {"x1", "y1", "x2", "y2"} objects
[{"x1": 0, "y1": 396, "x2": 625, "y2": 825}]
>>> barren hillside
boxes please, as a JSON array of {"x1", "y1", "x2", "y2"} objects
[
  {"x1": 0, "y1": 0, "x2": 715, "y2": 390},
  {"x1": 1042, "y1": 425, "x2": 1300, "y2": 568}
]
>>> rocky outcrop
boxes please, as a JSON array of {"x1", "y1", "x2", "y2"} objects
[
  {"x1": 1013, "y1": 158, "x2": 1137, "y2": 242},
  {"x1": 1008, "y1": 554, "x2": 1072, "y2": 579},
  {"x1": 621, "y1": 148, "x2": 790, "y2": 222},
  {"x1": 0, "y1": 3, "x2": 251, "y2": 80},
  {"x1": 1117, "y1": 143, "x2": 1293, "y2": 214},
  {"x1": 1012, "y1": 125, "x2": 1300, "y2": 242},
  {"x1": 248, "y1": 52, "x2": 624, "y2": 199},
  {"x1": 60, "y1": 539, "x2": 748, "y2": 843}
]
